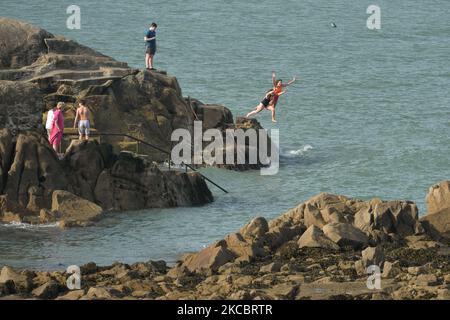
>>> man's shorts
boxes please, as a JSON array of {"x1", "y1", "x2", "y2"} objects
[
  {"x1": 146, "y1": 46, "x2": 156, "y2": 55},
  {"x1": 78, "y1": 120, "x2": 90, "y2": 136}
]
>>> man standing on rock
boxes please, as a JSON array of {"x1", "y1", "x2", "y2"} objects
[
  {"x1": 74, "y1": 99, "x2": 91, "y2": 141},
  {"x1": 144, "y1": 22, "x2": 158, "y2": 70}
]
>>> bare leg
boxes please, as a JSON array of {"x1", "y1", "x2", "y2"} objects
[
  {"x1": 246, "y1": 104, "x2": 265, "y2": 118},
  {"x1": 145, "y1": 53, "x2": 150, "y2": 69},
  {"x1": 267, "y1": 105, "x2": 277, "y2": 122},
  {"x1": 148, "y1": 54, "x2": 154, "y2": 69}
]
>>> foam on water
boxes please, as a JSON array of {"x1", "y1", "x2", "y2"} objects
[
  {"x1": 282, "y1": 145, "x2": 314, "y2": 158},
  {"x1": 0, "y1": 222, "x2": 60, "y2": 230}
]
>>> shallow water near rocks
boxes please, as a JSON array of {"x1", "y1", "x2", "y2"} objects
[{"x1": 1, "y1": 0, "x2": 450, "y2": 269}]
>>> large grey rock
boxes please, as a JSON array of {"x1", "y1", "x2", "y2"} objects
[
  {"x1": 51, "y1": 190, "x2": 103, "y2": 228},
  {"x1": 420, "y1": 208, "x2": 450, "y2": 239},
  {"x1": 354, "y1": 200, "x2": 421, "y2": 238},
  {"x1": 181, "y1": 240, "x2": 236, "y2": 273},
  {"x1": 0, "y1": 128, "x2": 13, "y2": 193},
  {"x1": 0, "y1": 81, "x2": 43, "y2": 132},
  {"x1": 323, "y1": 223, "x2": 369, "y2": 249},
  {"x1": 0, "y1": 266, "x2": 32, "y2": 293},
  {"x1": 3, "y1": 132, "x2": 68, "y2": 213},
  {"x1": 361, "y1": 246, "x2": 385, "y2": 268},
  {"x1": 191, "y1": 100, "x2": 234, "y2": 131},
  {"x1": 93, "y1": 151, "x2": 213, "y2": 211},
  {"x1": 298, "y1": 225, "x2": 340, "y2": 250},
  {"x1": 224, "y1": 232, "x2": 266, "y2": 262},
  {"x1": 239, "y1": 217, "x2": 269, "y2": 240},
  {"x1": 31, "y1": 281, "x2": 62, "y2": 299},
  {"x1": 426, "y1": 181, "x2": 450, "y2": 214},
  {"x1": 0, "y1": 17, "x2": 52, "y2": 68}
]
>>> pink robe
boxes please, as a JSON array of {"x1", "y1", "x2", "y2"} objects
[{"x1": 48, "y1": 109, "x2": 64, "y2": 146}]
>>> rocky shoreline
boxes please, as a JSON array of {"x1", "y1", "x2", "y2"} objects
[{"x1": 1, "y1": 182, "x2": 449, "y2": 300}]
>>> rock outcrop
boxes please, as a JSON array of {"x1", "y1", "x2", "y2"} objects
[
  {"x1": 51, "y1": 190, "x2": 103, "y2": 228},
  {"x1": 0, "y1": 130, "x2": 213, "y2": 227},
  {"x1": 0, "y1": 17, "x2": 223, "y2": 226},
  {"x1": 171, "y1": 193, "x2": 431, "y2": 276},
  {"x1": 0, "y1": 17, "x2": 270, "y2": 169},
  {"x1": 1, "y1": 188, "x2": 449, "y2": 300},
  {"x1": 426, "y1": 181, "x2": 450, "y2": 214},
  {"x1": 0, "y1": 81, "x2": 44, "y2": 133},
  {"x1": 421, "y1": 181, "x2": 450, "y2": 239}
]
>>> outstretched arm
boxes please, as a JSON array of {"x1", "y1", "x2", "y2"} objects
[
  {"x1": 272, "y1": 71, "x2": 277, "y2": 86},
  {"x1": 284, "y1": 77, "x2": 297, "y2": 87}
]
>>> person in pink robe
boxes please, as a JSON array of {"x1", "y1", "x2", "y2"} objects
[{"x1": 48, "y1": 102, "x2": 65, "y2": 153}]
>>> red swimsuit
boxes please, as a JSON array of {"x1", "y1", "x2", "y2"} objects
[{"x1": 272, "y1": 85, "x2": 283, "y2": 106}]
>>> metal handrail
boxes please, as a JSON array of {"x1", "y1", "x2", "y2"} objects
[{"x1": 63, "y1": 131, "x2": 229, "y2": 194}]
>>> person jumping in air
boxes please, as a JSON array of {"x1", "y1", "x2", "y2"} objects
[
  {"x1": 144, "y1": 22, "x2": 158, "y2": 70},
  {"x1": 271, "y1": 71, "x2": 296, "y2": 111},
  {"x1": 246, "y1": 72, "x2": 297, "y2": 122},
  {"x1": 246, "y1": 89, "x2": 277, "y2": 121}
]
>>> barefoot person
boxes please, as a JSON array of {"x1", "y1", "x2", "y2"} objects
[
  {"x1": 74, "y1": 99, "x2": 91, "y2": 141},
  {"x1": 270, "y1": 71, "x2": 296, "y2": 110},
  {"x1": 246, "y1": 89, "x2": 276, "y2": 121},
  {"x1": 144, "y1": 22, "x2": 158, "y2": 70},
  {"x1": 48, "y1": 102, "x2": 65, "y2": 155}
]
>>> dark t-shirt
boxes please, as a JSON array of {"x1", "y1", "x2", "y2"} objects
[{"x1": 145, "y1": 30, "x2": 156, "y2": 48}]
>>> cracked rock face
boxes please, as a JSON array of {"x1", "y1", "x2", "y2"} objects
[
  {"x1": 0, "y1": 133, "x2": 213, "y2": 226},
  {"x1": 0, "y1": 81, "x2": 44, "y2": 133}
]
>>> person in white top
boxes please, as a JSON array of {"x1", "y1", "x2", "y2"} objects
[{"x1": 45, "y1": 107, "x2": 55, "y2": 136}]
